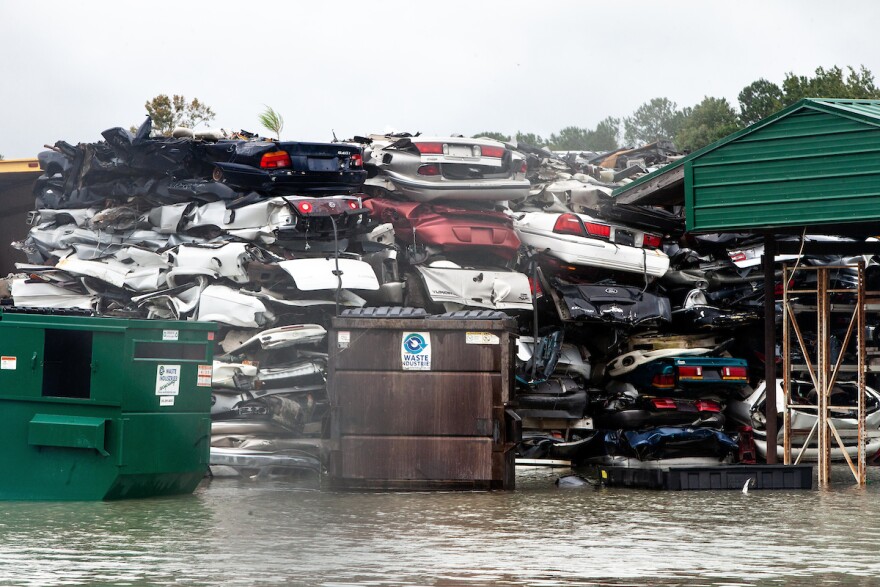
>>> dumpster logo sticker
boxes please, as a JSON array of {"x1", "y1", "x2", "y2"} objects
[
  {"x1": 1, "y1": 356, "x2": 16, "y2": 370},
  {"x1": 155, "y1": 364, "x2": 181, "y2": 396},
  {"x1": 401, "y1": 332, "x2": 431, "y2": 371}
]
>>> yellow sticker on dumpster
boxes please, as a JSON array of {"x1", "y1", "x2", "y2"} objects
[
  {"x1": 0, "y1": 356, "x2": 16, "y2": 370},
  {"x1": 466, "y1": 332, "x2": 500, "y2": 345}
]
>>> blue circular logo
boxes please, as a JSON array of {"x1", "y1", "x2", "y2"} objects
[{"x1": 403, "y1": 333, "x2": 428, "y2": 354}]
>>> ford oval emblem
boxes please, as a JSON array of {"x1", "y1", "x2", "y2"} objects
[{"x1": 605, "y1": 288, "x2": 618, "y2": 294}]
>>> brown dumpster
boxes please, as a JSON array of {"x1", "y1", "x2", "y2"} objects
[{"x1": 327, "y1": 308, "x2": 519, "y2": 490}]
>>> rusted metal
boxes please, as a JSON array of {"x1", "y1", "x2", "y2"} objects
[
  {"x1": 782, "y1": 263, "x2": 868, "y2": 487},
  {"x1": 327, "y1": 315, "x2": 518, "y2": 490}
]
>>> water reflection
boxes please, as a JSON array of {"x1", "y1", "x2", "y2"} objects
[{"x1": 1, "y1": 468, "x2": 880, "y2": 586}]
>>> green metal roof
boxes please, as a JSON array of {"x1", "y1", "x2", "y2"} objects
[{"x1": 613, "y1": 98, "x2": 880, "y2": 233}]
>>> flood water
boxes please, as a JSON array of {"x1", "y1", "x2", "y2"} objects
[{"x1": 2, "y1": 466, "x2": 880, "y2": 586}]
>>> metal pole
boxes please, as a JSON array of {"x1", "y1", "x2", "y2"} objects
[
  {"x1": 858, "y1": 260, "x2": 867, "y2": 486},
  {"x1": 764, "y1": 234, "x2": 778, "y2": 464}
]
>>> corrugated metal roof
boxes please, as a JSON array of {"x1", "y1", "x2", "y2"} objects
[{"x1": 613, "y1": 99, "x2": 880, "y2": 234}]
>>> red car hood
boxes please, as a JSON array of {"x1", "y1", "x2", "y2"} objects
[{"x1": 365, "y1": 198, "x2": 520, "y2": 260}]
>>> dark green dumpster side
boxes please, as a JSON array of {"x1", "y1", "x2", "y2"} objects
[{"x1": 0, "y1": 311, "x2": 216, "y2": 500}]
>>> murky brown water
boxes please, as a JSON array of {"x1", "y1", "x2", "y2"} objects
[{"x1": 2, "y1": 467, "x2": 880, "y2": 586}]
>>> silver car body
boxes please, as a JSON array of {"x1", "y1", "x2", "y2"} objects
[{"x1": 365, "y1": 135, "x2": 529, "y2": 203}]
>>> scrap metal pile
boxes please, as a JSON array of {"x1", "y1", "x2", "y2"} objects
[{"x1": 7, "y1": 119, "x2": 879, "y2": 476}]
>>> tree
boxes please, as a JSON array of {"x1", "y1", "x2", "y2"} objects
[
  {"x1": 588, "y1": 116, "x2": 621, "y2": 151},
  {"x1": 738, "y1": 78, "x2": 784, "y2": 126},
  {"x1": 258, "y1": 105, "x2": 284, "y2": 140},
  {"x1": 781, "y1": 65, "x2": 880, "y2": 103},
  {"x1": 471, "y1": 131, "x2": 511, "y2": 142},
  {"x1": 514, "y1": 132, "x2": 547, "y2": 147},
  {"x1": 547, "y1": 126, "x2": 591, "y2": 150},
  {"x1": 675, "y1": 96, "x2": 741, "y2": 152},
  {"x1": 0, "y1": 154, "x2": 4, "y2": 161},
  {"x1": 144, "y1": 94, "x2": 216, "y2": 135},
  {"x1": 546, "y1": 117, "x2": 621, "y2": 151},
  {"x1": 623, "y1": 97, "x2": 687, "y2": 146}
]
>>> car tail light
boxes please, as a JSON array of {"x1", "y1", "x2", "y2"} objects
[
  {"x1": 418, "y1": 164, "x2": 441, "y2": 176},
  {"x1": 552, "y1": 213, "x2": 587, "y2": 237},
  {"x1": 350, "y1": 153, "x2": 363, "y2": 168},
  {"x1": 296, "y1": 201, "x2": 314, "y2": 214},
  {"x1": 722, "y1": 366, "x2": 748, "y2": 380},
  {"x1": 519, "y1": 161, "x2": 528, "y2": 174},
  {"x1": 415, "y1": 142, "x2": 444, "y2": 155},
  {"x1": 585, "y1": 222, "x2": 611, "y2": 239},
  {"x1": 260, "y1": 150, "x2": 291, "y2": 169},
  {"x1": 729, "y1": 251, "x2": 746, "y2": 263},
  {"x1": 678, "y1": 366, "x2": 703, "y2": 379},
  {"x1": 651, "y1": 398, "x2": 678, "y2": 410},
  {"x1": 651, "y1": 374, "x2": 675, "y2": 389},
  {"x1": 643, "y1": 233, "x2": 662, "y2": 249},
  {"x1": 481, "y1": 146, "x2": 505, "y2": 158},
  {"x1": 694, "y1": 400, "x2": 721, "y2": 413},
  {"x1": 528, "y1": 276, "x2": 542, "y2": 297},
  {"x1": 347, "y1": 200, "x2": 360, "y2": 210}
]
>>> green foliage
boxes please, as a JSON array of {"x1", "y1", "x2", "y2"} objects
[
  {"x1": 675, "y1": 97, "x2": 741, "y2": 152},
  {"x1": 471, "y1": 131, "x2": 511, "y2": 142},
  {"x1": 144, "y1": 94, "x2": 216, "y2": 136},
  {"x1": 738, "y1": 79, "x2": 784, "y2": 126},
  {"x1": 546, "y1": 118, "x2": 621, "y2": 151},
  {"x1": 781, "y1": 65, "x2": 880, "y2": 103},
  {"x1": 258, "y1": 105, "x2": 285, "y2": 140},
  {"x1": 623, "y1": 98, "x2": 687, "y2": 146},
  {"x1": 514, "y1": 132, "x2": 546, "y2": 147}
]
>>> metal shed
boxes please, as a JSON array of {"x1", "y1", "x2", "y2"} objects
[
  {"x1": 614, "y1": 98, "x2": 880, "y2": 234},
  {"x1": 613, "y1": 98, "x2": 880, "y2": 485}
]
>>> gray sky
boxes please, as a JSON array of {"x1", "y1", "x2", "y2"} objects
[{"x1": 2, "y1": 0, "x2": 879, "y2": 158}]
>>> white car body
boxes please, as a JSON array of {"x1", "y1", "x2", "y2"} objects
[
  {"x1": 513, "y1": 211, "x2": 669, "y2": 278},
  {"x1": 728, "y1": 380, "x2": 880, "y2": 462}
]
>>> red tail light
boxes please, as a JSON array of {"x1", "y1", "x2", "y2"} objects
[
  {"x1": 415, "y1": 142, "x2": 444, "y2": 155},
  {"x1": 528, "y1": 277, "x2": 542, "y2": 297},
  {"x1": 729, "y1": 251, "x2": 746, "y2": 263},
  {"x1": 296, "y1": 201, "x2": 313, "y2": 214},
  {"x1": 553, "y1": 213, "x2": 587, "y2": 237},
  {"x1": 722, "y1": 366, "x2": 748, "y2": 379},
  {"x1": 678, "y1": 366, "x2": 703, "y2": 379},
  {"x1": 652, "y1": 374, "x2": 675, "y2": 389},
  {"x1": 350, "y1": 153, "x2": 363, "y2": 168},
  {"x1": 694, "y1": 400, "x2": 721, "y2": 413},
  {"x1": 260, "y1": 151, "x2": 291, "y2": 169},
  {"x1": 519, "y1": 161, "x2": 528, "y2": 174},
  {"x1": 481, "y1": 146, "x2": 505, "y2": 158},
  {"x1": 417, "y1": 164, "x2": 441, "y2": 176},
  {"x1": 347, "y1": 200, "x2": 360, "y2": 210},
  {"x1": 643, "y1": 233, "x2": 662, "y2": 249},
  {"x1": 585, "y1": 222, "x2": 611, "y2": 239},
  {"x1": 651, "y1": 398, "x2": 678, "y2": 410}
]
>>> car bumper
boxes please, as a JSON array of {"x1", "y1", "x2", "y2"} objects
[{"x1": 378, "y1": 171, "x2": 530, "y2": 202}]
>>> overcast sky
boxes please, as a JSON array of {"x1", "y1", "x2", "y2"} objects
[{"x1": 2, "y1": 0, "x2": 879, "y2": 158}]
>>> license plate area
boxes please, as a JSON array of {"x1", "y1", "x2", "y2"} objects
[
  {"x1": 307, "y1": 157, "x2": 338, "y2": 172},
  {"x1": 447, "y1": 144, "x2": 475, "y2": 157},
  {"x1": 615, "y1": 230, "x2": 635, "y2": 247}
]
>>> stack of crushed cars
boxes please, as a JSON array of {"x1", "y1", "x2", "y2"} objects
[
  {"x1": 10, "y1": 121, "x2": 880, "y2": 477},
  {"x1": 11, "y1": 118, "x2": 391, "y2": 479}
]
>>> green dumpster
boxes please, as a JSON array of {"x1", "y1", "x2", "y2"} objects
[{"x1": 0, "y1": 310, "x2": 216, "y2": 500}]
